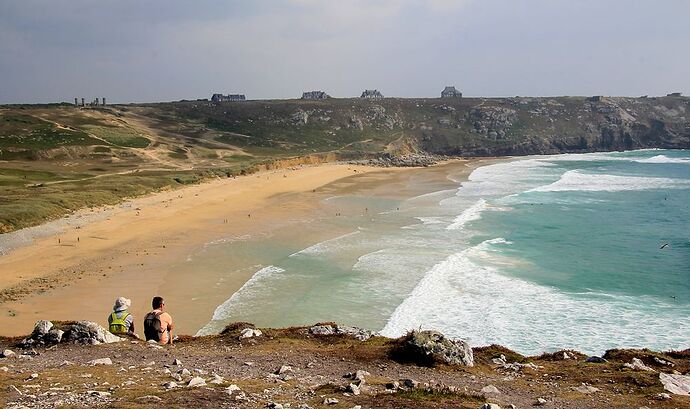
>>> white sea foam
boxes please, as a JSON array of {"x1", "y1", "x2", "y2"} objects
[
  {"x1": 380, "y1": 239, "x2": 689, "y2": 355},
  {"x1": 289, "y1": 230, "x2": 361, "y2": 257},
  {"x1": 196, "y1": 265, "x2": 286, "y2": 335},
  {"x1": 635, "y1": 154, "x2": 690, "y2": 164},
  {"x1": 529, "y1": 170, "x2": 689, "y2": 193},
  {"x1": 446, "y1": 199, "x2": 488, "y2": 230}
]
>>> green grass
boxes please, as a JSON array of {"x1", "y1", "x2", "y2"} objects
[
  {"x1": 0, "y1": 170, "x2": 200, "y2": 233},
  {"x1": 83, "y1": 125, "x2": 150, "y2": 148},
  {"x1": 0, "y1": 114, "x2": 100, "y2": 150}
]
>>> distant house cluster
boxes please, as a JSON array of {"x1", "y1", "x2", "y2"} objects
[
  {"x1": 211, "y1": 93, "x2": 246, "y2": 102},
  {"x1": 74, "y1": 97, "x2": 105, "y2": 107},
  {"x1": 441, "y1": 86, "x2": 462, "y2": 98},
  {"x1": 361, "y1": 89, "x2": 384, "y2": 99},
  {"x1": 667, "y1": 92, "x2": 682, "y2": 97},
  {"x1": 302, "y1": 91, "x2": 330, "y2": 100}
]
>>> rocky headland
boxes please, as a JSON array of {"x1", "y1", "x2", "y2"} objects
[{"x1": 1, "y1": 320, "x2": 688, "y2": 409}]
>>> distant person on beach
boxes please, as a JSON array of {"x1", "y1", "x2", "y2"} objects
[
  {"x1": 108, "y1": 296, "x2": 138, "y2": 338},
  {"x1": 144, "y1": 296, "x2": 174, "y2": 344}
]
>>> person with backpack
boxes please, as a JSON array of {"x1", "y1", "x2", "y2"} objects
[
  {"x1": 144, "y1": 296, "x2": 174, "y2": 344},
  {"x1": 107, "y1": 296, "x2": 138, "y2": 338}
]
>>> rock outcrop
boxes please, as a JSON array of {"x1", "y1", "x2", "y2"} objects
[
  {"x1": 394, "y1": 330, "x2": 473, "y2": 367},
  {"x1": 22, "y1": 320, "x2": 122, "y2": 346}
]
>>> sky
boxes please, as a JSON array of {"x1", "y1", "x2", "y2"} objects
[{"x1": 0, "y1": 0, "x2": 688, "y2": 104}]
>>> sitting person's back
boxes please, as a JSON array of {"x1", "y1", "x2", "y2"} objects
[
  {"x1": 144, "y1": 296, "x2": 174, "y2": 344},
  {"x1": 108, "y1": 297, "x2": 136, "y2": 337}
]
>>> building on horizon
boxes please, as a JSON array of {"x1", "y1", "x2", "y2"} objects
[
  {"x1": 441, "y1": 86, "x2": 462, "y2": 98},
  {"x1": 301, "y1": 91, "x2": 330, "y2": 100},
  {"x1": 211, "y1": 93, "x2": 246, "y2": 102},
  {"x1": 361, "y1": 89, "x2": 384, "y2": 99},
  {"x1": 666, "y1": 92, "x2": 682, "y2": 97}
]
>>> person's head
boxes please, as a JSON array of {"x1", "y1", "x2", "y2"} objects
[
  {"x1": 152, "y1": 296, "x2": 165, "y2": 310},
  {"x1": 113, "y1": 297, "x2": 131, "y2": 312}
]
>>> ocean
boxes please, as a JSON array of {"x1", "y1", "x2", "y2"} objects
[{"x1": 195, "y1": 150, "x2": 690, "y2": 355}]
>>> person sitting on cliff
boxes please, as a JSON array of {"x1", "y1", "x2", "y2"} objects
[
  {"x1": 144, "y1": 296, "x2": 174, "y2": 345},
  {"x1": 108, "y1": 296, "x2": 138, "y2": 338}
]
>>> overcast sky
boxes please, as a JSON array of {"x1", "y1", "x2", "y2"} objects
[{"x1": 1, "y1": 0, "x2": 688, "y2": 104}]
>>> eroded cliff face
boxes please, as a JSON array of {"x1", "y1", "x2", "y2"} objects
[
  {"x1": 150, "y1": 96, "x2": 690, "y2": 159},
  {"x1": 414, "y1": 96, "x2": 690, "y2": 157}
]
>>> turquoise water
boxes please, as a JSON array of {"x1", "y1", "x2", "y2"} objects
[{"x1": 196, "y1": 150, "x2": 690, "y2": 355}]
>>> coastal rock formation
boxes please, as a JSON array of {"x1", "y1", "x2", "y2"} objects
[
  {"x1": 659, "y1": 372, "x2": 690, "y2": 396},
  {"x1": 308, "y1": 324, "x2": 374, "y2": 341},
  {"x1": 396, "y1": 330, "x2": 474, "y2": 367},
  {"x1": 22, "y1": 320, "x2": 122, "y2": 346}
]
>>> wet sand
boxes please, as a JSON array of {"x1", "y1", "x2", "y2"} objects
[{"x1": 0, "y1": 160, "x2": 485, "y2": 336}]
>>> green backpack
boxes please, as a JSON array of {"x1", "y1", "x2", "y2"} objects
[{"x1": 109, "y1": 311, "x2": 130, "y2": 334}]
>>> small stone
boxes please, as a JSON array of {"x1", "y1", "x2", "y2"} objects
[
  {"x1": 1, "y1": 349, "x2": 16, "y2": 358},
  {"x1": 350, "y1": 406, "x2": 362, "y2": 409},
  {"x1": 60, "y1": 360, "x2": 73, "y2": 366},
  {"x1": 244, "y1": 361, "x2": 254, "y2": 366},
  {"x1": 574, "y1": 384, "x2": 600, "y2": 394},
  {"x1": 0, "y1": 367, "x2": 8, "y2": 372},
  {"x1": 347, "y1": 383, "x2": 360, "y2": 395},
  {"x1": 385, "y1": 381, "x2": 400, "y2": 390},
  {"x1": 88, "y1": 358, "x2": 113, "y2": 366},
  {"x1": 624, "y1": 357, "x2": 655, "y2": 372},
  {"x1": 187, "y1": 376, "x2": 206, "y2": 387},
  {"x1": 87, "y1": 390, "x2": 111, "y2": 397},
  {"x1": 136, "y1": 395, "x2": 163, "y2": 402},
  {"x1": 402, "y1": 378, "x2": 419, "y2": 388},
  {"x1": 267, "y1": 403, "x2": 284, "y2": 409},
  {"x1": 172, "y1": 358, "x2": 182, "y2": 365},
  {"x1": 239, "y1": 328, "x2": 263, "y2": 339},
  {"x1": 535, "y1": 397, "x2": 547, "y2": 405},
  {"x1": 26, "y1": 373, "x2": 38, "y2": 381},
  {"x1": 209, "y1": 374, "x2": 224, "y2": 384},
  {"x1": 275, "y1": 365, "x2": 292, "y2": 375},
  {"x1": 163, "y1": 381, "x2": 177, "y2": 389},
  {"x1": 479, "y1": 404, "x2": 502, "y2": 409},
  {"x1": 179, "y1": 368, "x2": 191, "y2": 376},
  {"x1": 323, "y1": 397, "x2": 339, "y2": 405},
  {"x1": 585, "y1": 356, "x2": 607, "y2": 363},
  {"x1": 656, "y1": 392, "x2": 671, "y2": 400},
  {"x1": 481, "y1": 384, "x2": 500, "y2": 394},
  {"x1": 171, "y1": 373, "x2": 182, "y2": 382},
  {"x1": 225, "y1": 384, "x2": 241, "y2": 393}
]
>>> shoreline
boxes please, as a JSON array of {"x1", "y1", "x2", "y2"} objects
[{"x1": 0, "y1": 159, "x2": 487, "y2": 337}]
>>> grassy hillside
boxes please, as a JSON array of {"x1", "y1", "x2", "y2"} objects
[{"x1": 1, "y1": 96, "x2": 689, "y2": 233}]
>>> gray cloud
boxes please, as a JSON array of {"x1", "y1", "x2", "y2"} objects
[{"x1": 0, "y1": 0, "x2": 688, "y2": 104}]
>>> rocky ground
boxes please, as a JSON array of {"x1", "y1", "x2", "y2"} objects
[{"x1": 1, "y1": 321, "x2": 689, "y2": 409}]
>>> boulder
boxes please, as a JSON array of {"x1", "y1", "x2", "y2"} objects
[
  {"x1": 63, "y1": 321, "x2": 122, "y2": 344},
  {"x1": 479, "y1": 404, "x2": 502, "y2": 409},
  {"x1": 659, "y1": 372, "x2": 690, "y2": 396},
  {"x1": 397, "y1": 330, "x2": 473, "y2": 367},
  {"x1": 1, "y1": 349, "x2": 15, "y2": 358},
  {"x1": 45, "y1": 329, "x2": 64, "y2": 344},
  {"x1": 187, "y1": 376, "x2": 206, "y2": 387},
  {"x1": 239, "y1": 328, "x2": 262, "y2": 339},
  {"x1": 32, "y1": 320, "x2": 53, "y2": 337},
  {"x1": 624, "y1": 357, "x2": 655, "y2": 372}
]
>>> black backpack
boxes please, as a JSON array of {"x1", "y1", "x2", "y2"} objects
[{"x1": 144, "y1": 311, "x2": 163, "y2": 342}]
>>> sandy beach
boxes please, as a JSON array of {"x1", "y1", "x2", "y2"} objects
[{"x1": 0, "y1": 160, "x2": 483, "y2": 337}]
